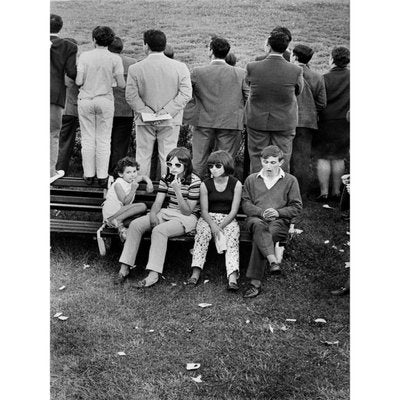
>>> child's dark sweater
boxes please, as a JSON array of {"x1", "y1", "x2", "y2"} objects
[{"x1": 241, "y1": 172, "x2": 302, "y2": 222}]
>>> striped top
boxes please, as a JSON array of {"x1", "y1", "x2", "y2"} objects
[{"x1": 158, "y1": 173, "x2": 201, "y2": 215}]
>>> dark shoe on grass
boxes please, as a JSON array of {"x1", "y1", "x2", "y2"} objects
[
  {"x1": 243, "y1": 284, "x2": 261, "y2": 298},
  {"x1": 114, "y1": 273, "x2": 128, "y2": 285},
  {"x1": 227, "y1": 282, "x2": 239, "y2": 291},
  {"x1": 269, "y1": 263, "x2": 281, "y2": 275},
  {"x1": 316, "y1": 194, "x2": 328, "y2": 203},
  {"x1": 186, "y1": 276, "x2": 199, "y2": 286}
]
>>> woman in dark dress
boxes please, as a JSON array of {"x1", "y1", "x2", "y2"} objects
[{"x1": 314, "y1": 46, "x2": 350, "y2": 201}]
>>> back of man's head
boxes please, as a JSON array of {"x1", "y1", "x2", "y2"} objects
[
  {"x1": 268, "y1": 30, "x2": 290, "y2": 53},
  {"x1": 270, "y1": 26, "x2": 292, "y2": 42},
  {"x1": 331, "y1": 46, "x2": 350, "y2": 68},
  {"x1": 50, "y1": 14, "x2": 63, "y2": 34},
  {"x1": 143, "y1": 30, "x2": 167, "y2": 52},
  {"x1": 292, "y1": 44, "x2": 314, "y2": 64},
  {"x1": 108, "y1": 36, "x2": 123, "y2": 54},
  {"x1": 210, "y1": 36, "x2": 231, "y2": 59}
]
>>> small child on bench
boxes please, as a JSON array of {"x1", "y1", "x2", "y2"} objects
[{"x1": 102, "y1": 157, "x2": 153, "y2": 240}]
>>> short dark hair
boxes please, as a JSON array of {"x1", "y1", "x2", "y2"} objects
[
  {"x1": 331, "y1": 46, "x2": 350, "y2": 68},
  {"x1": 143, "y1": 30, "x2": 166, "y2": 52},
  {"x1": 108, "y1": 36, "x2": 123, "y2": 53},
  {"x1": 164, "y1": 44, "x2": 174, "y2": 59},
  {"x1": 92, "y1": 26, "x2": 115, "y2": 47},
  {"x1": 166, "y1": 147, "x2": 194, "y2": 182},
  {"x1": 260, "y1": 145, "x2": 284, "y2": 161},
  {"x1": 210, "y1": 36, "x2": 231, "y2": 59},
  {"x1": 225, "y1": 52, "x2": 237, "y2": 66},
  {"x1": 207, "y1": 150, "x2": 235, "y2": 176},
  {"x1": 271, "y1": 26, "x2": 292, "y2": 42},
  {"x1": 292, "y1": 44, "x2": 314, "y2": 64},
  {"x1": 114, "y1": 157, "x2": 139, "y2": 177},
  {"x1": 50, "y1": 14, "x2": 63, "y2": 33},
  {"x1": 268, "y1": 30, "x2": 290, "y2": 53}
]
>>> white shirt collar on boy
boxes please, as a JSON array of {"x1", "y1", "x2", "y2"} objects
[{"x1": 257, "y1": 168, "x2": 285, "y2": 189}]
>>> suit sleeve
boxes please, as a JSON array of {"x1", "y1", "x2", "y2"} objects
[
  {"x1": 241, "y1": 177, "x2": 264, "y2": 218},
  {"x1": 276, "y1": 178, "x2": 303, "y2": 219},
  {"x1": 65, "y1": 43, "x2": 77, "y2": 80},
  {"x1": 295, "y1": 68, "x2": 304, "y2": 96},
  {"x1": 162, "y1": 63, "x2": 192, "y2": 117},
  {"x1": 125, "y1": 67, "x2": 155, "y2": 114},
  {"x1": 314, "y1": 76, "x2": 327, "y2": 112},
  {"x1": 242, "y1": 71, "x2": 250, "y2": 103}
]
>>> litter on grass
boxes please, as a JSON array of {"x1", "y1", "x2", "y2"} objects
[
  {"x1": 345, "y1": 262, "x2": 350, "y2": 268},
  {"x1": 198, "y1": 303, "x2": 212, "y2": 308},
  {"x1": 191, "y1": 375, "x2": 203, "y2": 383},
  {"x1": 324, "y1": 240, "x2": 330, "y2": 244},
  {"x1": 245, "y1": 319, "x2": 250, "y2": 324},
  {"x1": 339, "y1": 249, "x2": 345, "y2": 253},
  {"x1": 53, "y1": 312, "x2": 63, "y2": 318},
  {"x1": 322, "y1": 340, "x2": 339, "y2": 346},
  {"x1": 83, "y1": 264, "x2": 90, "y2": 269},
  {"x1": 294, "y1": 229, "x2": 303, "y2": 234},
  {"x1": 58, "y1": 286, "x2": 66, "y2": 291},
  {"x1": 58, "y1": 316, "x2": 69, "y2": 321},
  {"x1": 346, "y1": 231, "x2": 350, "y2": 235},
  {"x1": 281, "y1": 326, "x2": 288, "y2": 331},
  {"x1": 117, "y1": 351, "x2": 126, "y2": 356},
  {"x1": 186, "y1": 328, "x2": 193, "y2": 333},
  {"x1": 322, "y1": 204, "x2": 334, "y2": 209},
  {"x1": 286, "y1": 319, "x2": 297, "y2": 322},
  {"x1": 148, "y1": 329, "x2": 155, "y2": 333},
  {"x1": 203, "y1": 280, "x2": 210, "y2": 284},
  {"x1": 171, "y1": 283, "x2": 177, "y2": 286},
  {"x1": 186, "y1": 363, "x2": 200, "y2": 370},
  {"x1": 269, "y1": 324, "x2": 274, "y2": 333},
  {"x1": 331, "y1": 245, "x2": 337, "y2": 250},
  {"x1": 314, "y1": 318, "x2": 327, "y2": 324}
]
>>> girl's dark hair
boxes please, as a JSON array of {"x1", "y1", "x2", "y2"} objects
[
  {"x1": 331, "y1": 46, "x2": 350, "y2": 68},
  {"x1": 92, "y1": 26, "x2": 115, "y2": 47},
  {"x1": 207, "y1": 150, "x2": 234, "y2": 176},
  {"x1": 114, "y1": 157, "x2": 139, "y2": 177},
  {"x1": 165, "y1": 147, "x2": 194, "y2": 183}
]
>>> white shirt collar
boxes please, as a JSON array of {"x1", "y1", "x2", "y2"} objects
[
  {"x1": 268, "y1": 53, "x2": 283, "y2": 57},
  {"x1": 257, "y1": 168, "x2": 285, "y2": 189},
  {"x1": 257, "y1": 168, "x2": 285, "y2": 179},
  {"x1": 50, "y1": 33, "x2": 59, "y2": 37},
  {"x1": 147, "y1": 52, "x2": 165, "y2": 56},
  {"x1": 210, "y1": 59, "x2": 226, "y2": 64}
]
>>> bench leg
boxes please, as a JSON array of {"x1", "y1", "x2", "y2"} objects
[
  {"x1": 275, "y1": 242, "x2": 285, "y2": 264},
  {"x1": 97, "y1": 223, "x2": 107, "y2": 256}
]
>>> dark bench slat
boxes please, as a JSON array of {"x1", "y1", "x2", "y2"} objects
[
  {"x1": 51, "y1": 219, "x2": 102, "y2": 234},
  {"x1": 51, "y1": 203, "x2": 102, "y2": 212},
  {"x1": 51, "y1": 195, "x2": 104, "y2": 206}
]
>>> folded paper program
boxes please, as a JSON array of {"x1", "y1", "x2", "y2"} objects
[{"x1": 141, "y1": 112, "x2": 172, "y2": 122}]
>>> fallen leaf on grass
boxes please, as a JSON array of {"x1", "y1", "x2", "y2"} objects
[
  {"x1": 53, "y1": 312, "x2": 63, "y2": 318},
  {"x1": 171, "y1": 283, "x2": 177, "y2": 286},
  {"x1": 83, "y1": 264, "x2": 90, "y2": 269},
  {"x1": 148, "y1": 330, "x2": 155, "y2": 333},
  {"x1": 285, "y1": 319, "x2": 296, "y2": 322},
  {"x1": 58, "y1": 286, "x2": 66, "y2": 291},
  {"x1": 245, "y1": 319, "x2": 250, "y2": 324},
  {"x1": 186, "y1": 328, "x2": 193, "y2": 333},
  {"x1": 345, "y1": 262, "x2": 350, "y2": 268},
  {"x1": 203, "y1": 280, "x2": 210, "y2": 284},
  {"x1": 117, "y1": 351, "x2": 126, "y2": 356},
  {"x1": 58, "y1": 316, "x2": 69, "y2": 321},
  {"x1": 294, "y1": 229, "x2": 303, "y2": 234},
  {"x1": 191, "y1": 375, "x2": 203, "y2": 383},
  {"x1": 339, "y1": 249, "x2": 344, "y2": 253},
  {"x1": 314, "y1": 318, "x2": 327, "y2": 324},
  {"x1": 269, "y1": 324, "x2": 274, "y2": 333},
  {"x1": 322, "y1": 204, "x2": 334, "y2": 209},
  {"x1": 346, "y1": 231, "x2": 350, "y2": 235},
  {"x1": 331, "y1": 245, "x2": 337, "y2": 250},
  {"x1": 198, "y1": 303, "x2": 212, "y2": 308},
  {"x1": 324, "y1": 240, "x2": 330, "y2": 244},
  {"x1": 186, "y1": 363, "x2": 200, "y2": 370},
  {"x1": 280, "y1": 326, "x2": 288, "y2": 331},
  {"x1": 322, "y1": 340, "x2": 339, "y2": 346},
  {"x1": 346, "y1": 241, "x2": 350, "y2": 246}
]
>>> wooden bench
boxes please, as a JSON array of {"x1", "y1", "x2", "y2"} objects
[{"x1": 50, "y1": 177, "x2": 286, "y2": 258}]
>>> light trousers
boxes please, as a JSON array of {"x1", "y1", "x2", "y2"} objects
[
  {"x1": 50, "y1": 104, "x2": 63, "y2": 177},
  {"x1": 78, "y1": 97, "x2": 114, "y2": 179},
  {"x1": 119, "y1": 213, "x2": 188, "y2": 274},
  {"x1": 247, "y1": 126, "x2": 296, "y2": 173},
  {"x1": 191, "y1": 214, "x2": 240, "y2": 277},
  {"x1": 135, "y1": 124, "x2": 180, "y2": 177}
]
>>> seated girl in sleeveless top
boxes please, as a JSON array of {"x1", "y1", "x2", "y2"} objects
[{"x1": 188, "y1": 151, "x2": 243, "y2": 290}]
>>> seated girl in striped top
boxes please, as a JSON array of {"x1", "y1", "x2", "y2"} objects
[{"x1": 116, "y1": 147, "x2": 201, "y2": 287}]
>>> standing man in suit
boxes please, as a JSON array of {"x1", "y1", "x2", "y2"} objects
[
  {"x1": 107, "y1": 36, "x2": 137, "y2": 175},
  {"x1": 125, "y1": 30, "x2": 192, "y2": 177},
  {"x1": 50, "y1": 14, "x2": 77, "y2": 182},
  {"x1": 245, "y1": 28, "x2": 304, "y2": 173},
  {"x1": 184, "y1": 36, "x2": 249, "y2": 178},
  {"x1": 290, "y1": 44, "x2": 326, "y2": 197}
]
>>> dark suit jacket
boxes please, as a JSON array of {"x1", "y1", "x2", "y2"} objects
[
  {"x1": 245, "y1": 55, "x2": 304, "y2": 131},
  {"x1": 319, "y1": 67, "x2": 350, "y2": 121},
  {"x1": 297, "y1": 64, "x2": 326, "y2": 129},
  {"x1": 113, "y1": 54, "x2": 136, "y2": 117},
  {"x1": 50, "y1": 36, "x2": 77, "y2": 107},
  {"x1": 255, "y1": 49, "x2": 291, "y2": 62},
  {"x1": 183, "y1": 60, "x2": 249, "y2": 130}
]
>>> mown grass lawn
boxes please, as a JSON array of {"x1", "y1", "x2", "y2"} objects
[{"x1": 50, "y1": 0, "x2": 350, "y2": 398}]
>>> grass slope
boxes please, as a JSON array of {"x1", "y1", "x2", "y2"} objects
[{"x1": 51, "y1": 201, "x2": 350, "y2": 400}]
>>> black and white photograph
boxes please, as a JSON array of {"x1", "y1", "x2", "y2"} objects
[{"x1": 4, "y1": 0, "x2": 400, "y2": 399}]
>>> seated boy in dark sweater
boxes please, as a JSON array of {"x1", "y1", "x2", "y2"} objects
[{"x1": 241, "y1": 145, "x2": 302, "y2": 298}]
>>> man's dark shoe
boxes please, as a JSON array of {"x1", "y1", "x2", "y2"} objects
[
  {"x1": 331, "y1": 287, "x2": 350, "y2": 296},
  {"x1": 227, "y1": 282, "x2": 239, "y2": 291},
  {"x1": 243, "y1": 284, "x2": 261, "y2": 298},
  {"x1": 269, "y1": 263, "x2": 281, "y2": 275},
  {"x1": 113, "y1": 273, "x2": 129, "y2": 285},
  {"x1": 316, "y1": 194, "x2": 328, "y2": 203},
  {"x1": 97, "y1": 178, "x2": 109, "y2": 188},
  {"x1": 83, "y1": 176, "x2": 95, "y2": 185}
]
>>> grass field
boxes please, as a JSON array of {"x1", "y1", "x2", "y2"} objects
[{"x1": 50, "y1": 1, "x2": 350, "y2": 399}]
